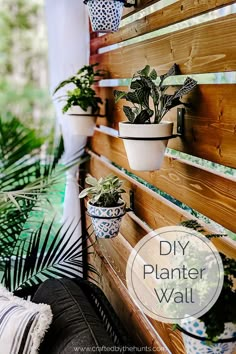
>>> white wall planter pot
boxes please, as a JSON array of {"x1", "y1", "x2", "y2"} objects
[
  {"x1": 66, "y1": 106, "x2": 96, "y2": 136},
  {"x1": 84, "y1": 0, "x2": 125, "y2": 33},
  {"x1": 119, "y1": 122, "x2": 174, "y2": 171},
  {"x1": 180, "y1": 318, "x2": 236, "y2": 354},
  {"x1": 87, "y1": 200, "x2": 126, "y2": 238}
]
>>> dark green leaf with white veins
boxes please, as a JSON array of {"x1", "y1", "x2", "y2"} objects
[{"x1": 123, "y1": 106, "x2": 135, "y2": 122}]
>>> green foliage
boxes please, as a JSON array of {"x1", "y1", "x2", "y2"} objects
[
  {"x1": 200, "y1": 253, "x2": 236, "y2": 341},
  {"x1": 3, "y1": 219, "x2": 97, "y2": 292},
  {"x1": 54, "y1": 63, "x2": 105, "y2": 114},
  {"x1": 79, "y1": 175, "x2": 125, "y2": 207},
  {"x1": 180, "y1": 220, "x2": 236, "y2": 341},
  {"x1": 0, "y1": 114, "x2": 91, "y2": 290},
  {"x1": 0, "y1": 0, "x2": 54, "y2": 128},
  {"x1": 114, "y1": 64, "x2": 197, "y2": 124}
]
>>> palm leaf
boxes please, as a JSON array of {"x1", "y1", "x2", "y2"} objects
[
  {"x1": 2, "y1": 219, "x2": 97, "y2": 292},
  {"x1": 0, "y1": 114, "x2": 89, "y2": 265}
]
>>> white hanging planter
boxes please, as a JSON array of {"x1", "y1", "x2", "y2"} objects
[
  {"x1": 84, "y1": 0, "x2": 125, "y2": 33},
  {"x1": 65, "y1": 106, "x2": 96, "y2": 136},
  {"x1": 181, "y1": 318, "x2": 236, "y2": 354},
  {"x1": 87, "y1": 200, "x2": 126, "y2": 238},
  {"x1": 119, "y1": 121, "x2": 174, "y2": 171}
]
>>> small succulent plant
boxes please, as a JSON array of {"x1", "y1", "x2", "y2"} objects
[{"x1": 79, "y1": 174, "x2": 125, "y2": 207}]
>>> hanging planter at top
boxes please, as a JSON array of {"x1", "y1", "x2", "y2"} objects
[{"x1": 84, "y1": 0, "x2": 134, "y2": 33}]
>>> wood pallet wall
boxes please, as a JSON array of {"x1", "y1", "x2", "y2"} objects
[{"x1": 82, "y1": 1, "x2": 236, "y2": 352}]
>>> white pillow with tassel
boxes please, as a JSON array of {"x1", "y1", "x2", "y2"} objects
[{"x1": 0, "y1": 284, "x2": 52, "y2": 354}]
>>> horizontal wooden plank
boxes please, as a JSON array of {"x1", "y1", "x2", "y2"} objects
[
  {"x1": 87, "y1": 151, "x2": 236, "y2": 259},
  {"x1": 87, "y1": 237, "x2": 172, "y2": 352},
  {"x1": 91, "y1": 0, "x2": 235, "y2": 53},
  {"x1": 90, "y1": 14, "x2": 236, "y2": 76},
  {"x1": 89, "y1": 130, "x2": 236, "y2": 236},
  {"x1": 122, "y1": 0, "x2": 161, "y2": 18},
  {"x1": 96, "y1": 84, "x2": 236, "y2": 169}
]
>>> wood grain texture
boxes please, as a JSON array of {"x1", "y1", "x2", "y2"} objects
[
  {"x1": 87, "y1": 237, "x2": 173, "y2": 353},
  {"x1": 96, "y1": 84, "x2": 236, "y2": 169},
  {"x1": 87, "y1": 3, "x2": 236, "y2": 353},
  {"x1": 90, "y1": 130, "x2": 236, "y2": 235},
  {"x1": 85, "y1": 155, "x2": 235, "y2": 353},
  {"x1": 91, "y1": 0, "x2": 235, "y2": 53},
  {"x1": 90, "y1": 14, "x2": 236, "y2": 76},
  {"x1": 87, "y1": 152, "x2": 236, "y2": 259},
  {"x1": 122, "y1": 0, "x2": 161, "y2": 18},
  {"x1": 88, "y1": 154, "x2": 193, "y2": 232}
]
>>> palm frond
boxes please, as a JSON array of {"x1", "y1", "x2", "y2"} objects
[
  {"x1": 0, "y1": 114, "x2": 89, "y2": 264},
  {"x1": 2, "y1": 219, "x2": 97, "y2": 292}
]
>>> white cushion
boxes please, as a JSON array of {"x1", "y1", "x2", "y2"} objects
[{"x1": 0, "y1": 284, "x2": 52, "y2": 354}]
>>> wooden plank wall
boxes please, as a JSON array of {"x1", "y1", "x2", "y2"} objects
[{"x1": 83, "y1": 1, "x2": 236, "y2": 353}]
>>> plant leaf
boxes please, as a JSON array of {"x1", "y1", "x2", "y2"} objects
[
  {"x1": 159, "y1": 63, "x2": 179, "y2": 85},
  {"x1": 85, "y1": 176, "x2": 98, "y2": 187},
  {"x1": 134, "y1": 110, "x2": 151, "y2": 124},
  {"x1": 3, "y1": 219, "x2": 97, "y2": 292},
  {"x1": 137, "y1": 65, "x2": 150, "y2": 77},
  {"x1": 123, "y1": 106, "x2": 135, "y2": 123},
  {"x1": 114, "y1": 89, "x2": 127, "y2": 103},
  {"x1": 149, "y1": 68, "x2": 157, "y2": 80},
  {"x1": 172, "y1": 77, "x2": 198, "y2": 99}
]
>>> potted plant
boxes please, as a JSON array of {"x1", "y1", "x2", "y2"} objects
[
  {"x1": 114, "y1": 64, "x2": 197, "y2": 171},
  {"x1": 53, "y1": 63, "x2": 105, "y2": 136},
  {"x1": 84, "y1": 0, "x2": 126, "y2": 33},
  {"x1": 79, "y1": 174, "x2": 126, "y2": 238},
  {"x1": 178, "y1": 221, "x2": 236, "y2": 354}
]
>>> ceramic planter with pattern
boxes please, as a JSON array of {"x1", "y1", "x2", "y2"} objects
[
  {"x1": 181, "y1": 318, "x2": 236, "y2": 354},
  {"x1": 84, "y1": 0, "x2": 125, "y2": 33},
  {"x1": 87, "y1": 200, "x2": 126, "y2": 238}
]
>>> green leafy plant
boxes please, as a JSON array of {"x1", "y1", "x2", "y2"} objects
[
  {"x1": 79, "y1": 175, "x2": 125, "y2": 208},
  {"x1": 0, "y1": 113, "x2": 93, "y2": 291},
  {"x1": 53, "y1": 63, "x2": 105, "y2": 114},
  {"x1": 179, "y1": 220, "x2": 236, "y2": 341},
  {"x1": 3, "y1": 219, "x2": 97, "y2": 292},
  {"x1": 114, "y1": 64, "x2": 197, "y2": 124}
]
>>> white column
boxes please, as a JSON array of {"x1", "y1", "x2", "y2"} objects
[{"x1": 45, "y1": 0, "x2": 89, "y2": 242}]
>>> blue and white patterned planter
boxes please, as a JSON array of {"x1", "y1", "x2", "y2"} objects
[
  {"x1": 181, "y1": 318, "x2": 236, "y2": 354},
  {"x1": 87, "y1": 200, "x2": 126, "y2": 238},
  {"x1": 85, "y1": 0, "x2": 124, "y2": 33}
]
